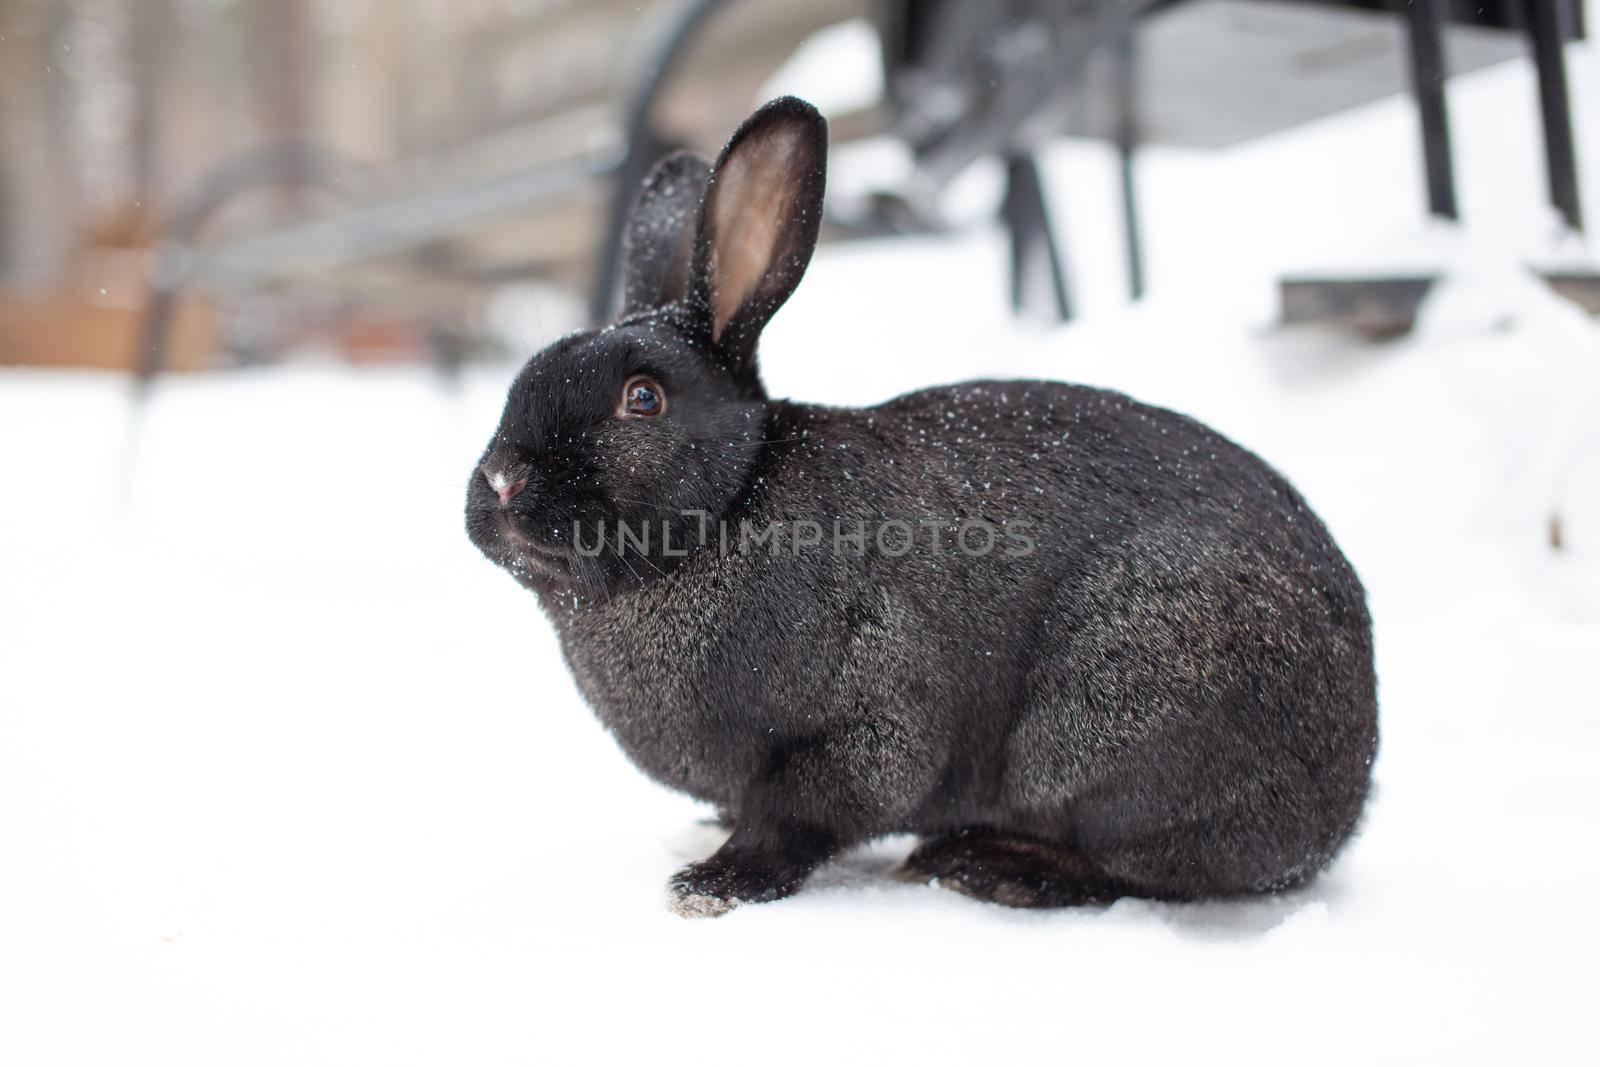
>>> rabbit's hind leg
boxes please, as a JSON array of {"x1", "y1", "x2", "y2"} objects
[{"x1": 892, "y1": 829, "x2": 1129, "y2": 908}]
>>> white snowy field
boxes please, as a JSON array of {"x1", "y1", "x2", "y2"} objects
[{"x1": 5, "y1": 29, "x2": 1600, "y2": 1067}]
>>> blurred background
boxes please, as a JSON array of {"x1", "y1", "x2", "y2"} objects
[
  {"x1": 1, "y1": 0, "x2": 1593, "y2": 377},
  {"x1": 2, "y1": 5, "x2": 1599, "y2": 1063}
]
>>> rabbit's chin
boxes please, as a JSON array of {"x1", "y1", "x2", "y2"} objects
[{"x1": 492, "y1": 513, "x2": 574, "y2": 578}]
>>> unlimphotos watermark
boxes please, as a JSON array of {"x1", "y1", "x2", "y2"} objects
[{"x1": 574, "y1": 510, "x2": 1036, "y2": 559}]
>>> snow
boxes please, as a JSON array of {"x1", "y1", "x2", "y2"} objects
[{"x1": 4, "y1": 23, "x2": 1600, "y2": 1067}]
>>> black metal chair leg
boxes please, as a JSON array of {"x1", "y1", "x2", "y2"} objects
[
  {"x1": 1525, "y1": 0, "x2": 1584, "y2": 232},
  {"x1": 1399, "y1": 0, "x2": 1460, "y2": 220},
  {"x1": 589, "y1": 0, "x2": 734, "y2": 324},
  {"x1": 1114, "y1": 29, "x2": 1144, "y2": 301},
  {"x1": 1002, "y1": 153, "x2": 1071, "y2": 321}
]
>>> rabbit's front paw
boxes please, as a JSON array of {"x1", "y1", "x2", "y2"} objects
[{"x1": 666, "y1": 852, "x2": 801, "y2": 918}]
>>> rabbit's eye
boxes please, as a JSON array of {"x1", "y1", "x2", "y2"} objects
[{"x1": 620, "y1": 375, "x2": 666, "y2": 418}]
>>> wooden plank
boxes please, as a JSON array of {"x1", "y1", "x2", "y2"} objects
[
  {"x1": 1541, "y1": 270, "x2": 1600, "y2": 315},
  {"x1": 1280, "y1": 275, "x2": 1436, "y2": 339},
  {"x1": 1281, "y1": 269, "x2": 1600, "y2": 339},
  {"x1": 0, "y1": 292, "x2": 215, "y2": 371}
]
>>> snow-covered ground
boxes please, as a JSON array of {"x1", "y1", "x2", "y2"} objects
[{"x1": 4, "y1": 25, "x2": 1600, "y2": 1067}]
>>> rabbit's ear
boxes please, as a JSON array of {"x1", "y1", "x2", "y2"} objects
[
  {"x1": 688, "y1": 97, "x2": 827, "y2": 368},
  {"x1": 622, "y1": 151, "x2": 713, "y2": 315}
]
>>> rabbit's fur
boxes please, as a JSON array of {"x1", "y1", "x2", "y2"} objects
[{"x1": 466, "y1": 98, "x2": 1377, "y2": 916}]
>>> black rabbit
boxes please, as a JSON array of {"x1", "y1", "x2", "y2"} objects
[{"x1": 466, "y1": 97, "x2": 1377, "y2": 917}]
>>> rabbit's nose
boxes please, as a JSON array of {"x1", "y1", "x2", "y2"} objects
[{"x1": 483, "y1": 467, "x2": 528, "y2": 506}]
